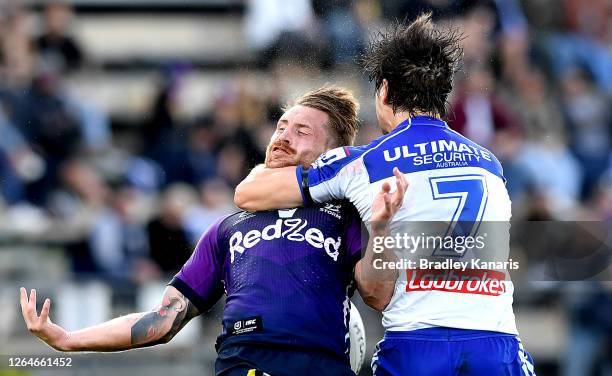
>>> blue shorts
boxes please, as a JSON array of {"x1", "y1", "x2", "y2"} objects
[
  {"x1": 371, "y1": 327, "x2": 536, "y2": 376},
  {"x1": 215, "y1": 344, "x2": 356, "y2": 376}
]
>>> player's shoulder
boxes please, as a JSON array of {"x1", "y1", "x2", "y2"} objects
[
  {"x1": 445, "y1": 127, "x2": 505, "y2": 178},
  {"x1": 212, "y1": 211, "x2": 249, "y2": 234},
  {"x1": 306, "y1": 131, "x2": 409, "y2": 192},
  {"x1": 345, "y1": 123, "x2": 415, "y2": 166},
  {"x1": 309, "y1": 134, "x2": 390, "y2": 175},
  {"x1": 312, "y1": 145, "x2": 368, "y2": 170}
]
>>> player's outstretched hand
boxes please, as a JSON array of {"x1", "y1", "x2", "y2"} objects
[
  {"x1": 371, "y1": 167, "x2": 408, "y2": 226},
  {"x1": 20, "y1": 287, "x2": 70, "y2": 351}
]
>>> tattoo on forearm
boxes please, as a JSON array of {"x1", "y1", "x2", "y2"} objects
[{"x1": 130, "y1": 291, "x2": 199, "y2": 347}]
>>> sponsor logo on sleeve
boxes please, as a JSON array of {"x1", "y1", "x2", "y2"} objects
[
  {"x1": 312, "y1": 147, "x2": 348, "y2": 168},
  {"x1": 320, "y1": 203, "x2": 342, "y2": 219}
]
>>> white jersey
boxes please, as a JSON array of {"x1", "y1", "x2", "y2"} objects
[{"x1": 296, "y1": 116, "x2": 517, "y2": 335}]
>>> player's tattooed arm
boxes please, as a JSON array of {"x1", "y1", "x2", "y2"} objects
[
  {"x1": 20, "y1": 285, "x2": 200, "y2": 352},
  {"x1": 129, "y1": 287, "x2": 199, "y2": 347},
  {"x1": 235, "y1": 164, "x2": 303, "y2": 211}
]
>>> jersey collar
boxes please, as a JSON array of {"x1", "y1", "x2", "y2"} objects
[
  {"x1": 389, "y1": 115, "x2": 450, "y2": 134},
  {"x1": 409, "y1": 115, "x2": 449, "y2": 128},
  {"x1": 391, "y1": 115, "x2": 449, "y2": 135}
]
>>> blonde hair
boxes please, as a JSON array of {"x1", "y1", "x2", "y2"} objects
[{"x1": 289, "y1": 86, "x2": 360, "y2": 146}]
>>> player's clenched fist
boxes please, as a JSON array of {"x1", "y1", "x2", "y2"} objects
[{"x1": 20, "y1": 287, "x2": 71, "y2": 351}]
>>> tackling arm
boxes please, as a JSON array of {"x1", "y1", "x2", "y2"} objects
[
  {"x1": 20, "y1": 285, "x2": 199, "y2": 352},
  {"x1": 234, "y1": 164, "x2": 304, "y2": 211},
  {"x1": 355, "y1": 167, "x2": 408, "y2": 311},
  {"x1": 355, "y1": 227, "x2": 399, "y2": 312}
]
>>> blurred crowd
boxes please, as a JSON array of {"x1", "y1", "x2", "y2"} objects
[
  {"x1": 3, "y1": 0, "x2": 609, "y2": 275},
  {"x1": 0, "y1": 0, "x2": 612, "y2": 372}
]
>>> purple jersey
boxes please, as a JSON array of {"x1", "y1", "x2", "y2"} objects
[{"x1": 169, "y1": 201, "x2": 365, "y2": 359}]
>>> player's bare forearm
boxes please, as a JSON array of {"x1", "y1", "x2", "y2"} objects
[
  {"x1": 355, "y1": 227, "x2": 399, "y2": 312},
  {"x1": 69, "y1": 286, "x2": 199, "y2": 351},
  {"x1": 20, "y1": 286, "x2": 199, "y2": 352},
  {"x1": 234, "y1": 164, "x2": 303, "y2": 211},
  {"x1": 356, "y1": 167, "x2": 408, "y2": 311},
  {"x1": 64, "y1": 313, "x2": 145, "y2": 351}
]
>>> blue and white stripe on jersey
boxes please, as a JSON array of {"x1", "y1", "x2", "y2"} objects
[{"x1": 297, "y1": 116, "x2": 505, "y2": 208}]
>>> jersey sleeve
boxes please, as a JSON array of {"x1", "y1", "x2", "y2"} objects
[
  {"x1": 168, "y1": 217, "x2": 226, "y2": 313},
  {"x1": 296, "y1": 146, "x2": 366, "y2": 206}
]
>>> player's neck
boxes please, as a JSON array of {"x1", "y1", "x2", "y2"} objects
[{"x1": 389, "y1": 111, "x2": 439, "y2": 131}]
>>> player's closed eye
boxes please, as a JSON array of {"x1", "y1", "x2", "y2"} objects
[{"x1": 296, "y1": 126, "x2": 311, "y2": 136}]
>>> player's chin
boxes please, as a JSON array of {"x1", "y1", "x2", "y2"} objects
[{"x1": 265, "y1": 156, "x2": 297, "y2": 169}]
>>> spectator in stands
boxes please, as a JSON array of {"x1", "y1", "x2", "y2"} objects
[
  {"x1": 562, "y1": 283, "x2": 612, "y2": 376},
  {"x1": 457, "y1": 4, "x2": 497, "y2": 67},
  {"x1": 503, "y1": 68, "x2": 566, "y2": 144},
  {"x1": 123, "y1": 156, "x2": 165, "y2": 194},
  {"x1": 0, "y1": 3, "x2": 36, "y2": 88},
  {"x1": 560, "y1": 69, "x2": 612, "y2": 199},
  {"x1": 48, "y1": 159, "x2": 110, "y2": 276},
  {"x1": 143, "y1": 73, "x2": 178, "y2": 154},
  {"x1": 216, "y1": 143, "x2": 248, "y2": 187},
  {"x1": 542, "y1": 0, "x2": 612, "y2": 94},
  {"x1": 65, "y1": 96, "x2": 111, "y2": 155},
  {"x1": 36, "y1": 1, "x2": 83, "y2": 72},
  {"x1": 183, "y1": 178, "x2": 234, "y2": 244},
  {"x1": 495, "y1": 0, "x2": 530, "y2": 82},
  {"x1": 496, "y1": 67, "x2": 570, "y2": 204},
  {"x1": 12, "y1": 59, "x2": 82, "y2": 204},
  {"x1": 449, "y1": 63, "x2": 519, "y2": 148},
  {"x1": 0, "y1": 149, "x2": 24, "y2": 205},
  {"x1": 380, "y1": 0, "x2": 464, "y2": 21},
  {"x1": 513, "y1": 136, "x2": 583, "y2": 215},
  {"x1": 146, "y1": 184, "x2": 195, "y2": 274},
  {"x1": 244, "y1": 0, "x2": 323, "y2": 67},
  {"x1": 184, "y1": 118, "x2": 218, "y2": 184},
  {"x1": 210, "y1": 85, "x2": 264, "y2": 168},
  {"x1": 489, "y1": 126, "x2": 533, "y2": 204},
  {"x1": 143, "y1": 68, "x2": 192, "y2": 185},
  {"x1": 313, "y1": 0, "x2": 366, "y2": 67},
  {"x1": 0, "y1": 104, "x2": 45, "y2": 205},
  {"x1": 89, "y1": 183, "x2": 158, "y2": 286}
]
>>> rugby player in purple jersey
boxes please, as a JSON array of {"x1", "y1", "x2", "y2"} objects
[{"x1": 20, "y1": 86, "x2": 406, "y2": 376}]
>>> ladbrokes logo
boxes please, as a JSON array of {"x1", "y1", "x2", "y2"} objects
[
  {"x1": 406, "y1": 269, "x2": 507, "y2": 296},
  {"x1": 229, "y1": 219, "x2": 341, "y2": 262}
]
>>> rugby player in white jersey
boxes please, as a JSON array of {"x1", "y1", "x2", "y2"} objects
[{"x1": 234, "y1": 14, "x2": 536, "y2": 376}]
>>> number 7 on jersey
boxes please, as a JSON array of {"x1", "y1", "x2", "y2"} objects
[{"x1": 429, "y1": 174, "x2": 488, "y2": 239}]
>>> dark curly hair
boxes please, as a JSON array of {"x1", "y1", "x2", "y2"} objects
[{"x1": 362, "y1": 13, "x2": 462, "y2": 117}]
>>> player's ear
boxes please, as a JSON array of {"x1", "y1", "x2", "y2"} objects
[{"x1": 379, "y1": 79, "x2": 390, "y2": 105}]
